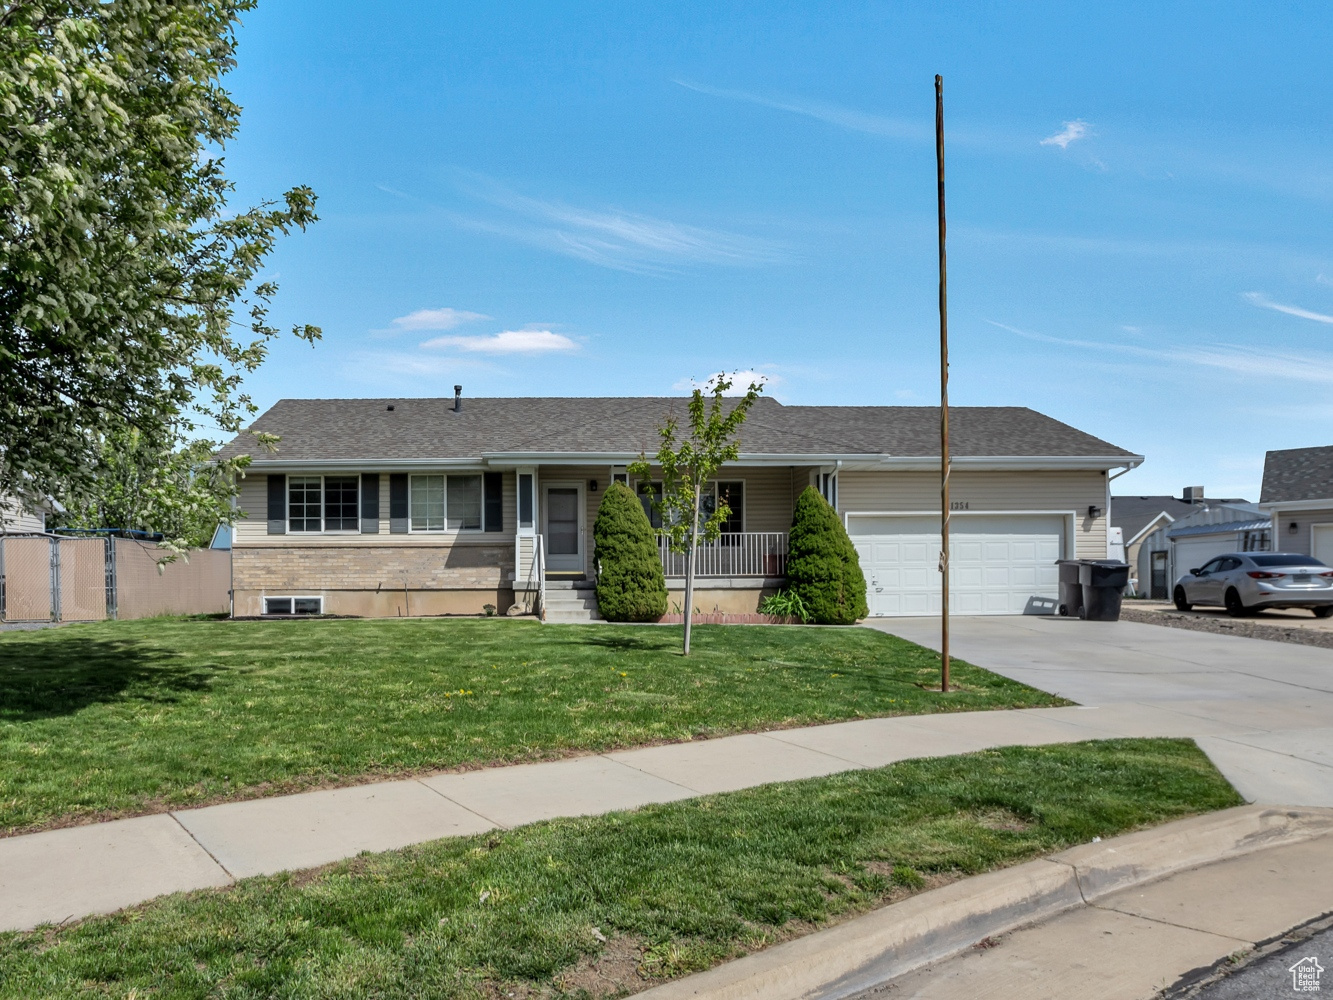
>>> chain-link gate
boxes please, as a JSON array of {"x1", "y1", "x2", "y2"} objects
[
  {"x1": 0, "y1": 536, "x2": 111, "y2": 622},
  {"x1": 0, "y1": 534, "x2": 229, "y2": 622}
]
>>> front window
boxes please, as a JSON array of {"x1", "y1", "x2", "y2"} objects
[
  {"x1": 324, "y1": 476, "x2": 359, "y2": 531},
  {"x1": 411, "y1": 475, "x2": 445, "y2": 531},
  {"x1": 410, "y1": 474, "x2": 482, "y2": 531},
  {"x1": 289, "y1": 477, "x2": 322, "y2": 532},
  {"x1": 447, "y1": 475, "x2": 482, "y2": 530},
  {"x1": 637, "y1": 481, "x2": 663, "y2": 529},
  {"x1": 288, "y1": 476, "x2": 358, "y2": 532}
]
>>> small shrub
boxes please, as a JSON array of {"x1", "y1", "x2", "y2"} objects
[
  {"x1": 786, "y1": 486, "x2": 869, "y2": 625},
  {"x1": 757, "y1": 589, "x2": 811, "y2": 623},
  {"x1": 482, "y1": 603, "x2": 497, "y2": 617},
  {"x1": 593, "y1": 483, "x2": 668, "y2": 622}
]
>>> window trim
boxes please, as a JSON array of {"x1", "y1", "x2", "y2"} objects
[
  {"x1": 407, "y1": 471, "x2": 487, "y2": 534},
  {"x1": 709, "y1": 479, "x2": 746, "y2": 534},
  {"x1": 286, "y1": 475, "x2": 361, "y2": 534},
  {"x1": 629, "y1": 477, "x2": 748, "y2": 532},
  {"x1": 263, "y1": 595, "x2": 324, "y2": 616}
]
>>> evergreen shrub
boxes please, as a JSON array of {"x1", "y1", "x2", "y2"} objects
[
  {"x1": 786, "y1": 486, "x2": 869, "y2": 625},
  {"x1": 593, "y1": 483, "x2": 668, "y2": 622}
]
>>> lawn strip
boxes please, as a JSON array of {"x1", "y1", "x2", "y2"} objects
[
  {"x1": 0, "y1": 618, "x2": 1065, "y2": 835},
  {"x1": 0, "y1": 739, "x2": 1242, "y2": 999}
]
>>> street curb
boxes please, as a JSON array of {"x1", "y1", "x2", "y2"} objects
[{"x1": 635, "y1": 805, "x2": 1333, "y2": 1000}]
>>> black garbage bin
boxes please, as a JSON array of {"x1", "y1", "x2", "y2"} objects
[
  {"x1": 1056, "y1": 559, "x2": 1084, "y2": 617},
  {"x1": 1078, "y1": 560, "x2": 1130, "y2": 621}
]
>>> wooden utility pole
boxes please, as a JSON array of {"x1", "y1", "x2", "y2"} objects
[{"x1": 935, "y1": 74, "x2": 951, "y2": 693}]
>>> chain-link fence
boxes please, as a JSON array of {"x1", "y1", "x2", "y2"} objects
[{"x1": 0, "y1": 535, "x2": 230, "y2": 622}]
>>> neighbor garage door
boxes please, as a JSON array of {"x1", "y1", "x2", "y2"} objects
[{"x1": 848, "y1": 514, "x2": 1065, "y2": 617}]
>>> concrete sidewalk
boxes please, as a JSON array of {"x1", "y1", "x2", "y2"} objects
[{"x1": 4, "y1": 694, "x2": 1333, "y2": 933}]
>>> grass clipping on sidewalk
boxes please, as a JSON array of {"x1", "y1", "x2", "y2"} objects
[{"x1": 0, "y1": 739, "x2": 1241, "y2": 999}]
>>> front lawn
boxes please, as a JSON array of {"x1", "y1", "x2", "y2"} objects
[
  {"x1": 0, "y1": 739, "x2": 1241, "y2": 999},
  {"x1": 0, "y1": 618, "x2": 1065, "y2": 834}
]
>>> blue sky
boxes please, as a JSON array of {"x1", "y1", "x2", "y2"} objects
[{"x1": 223, "y1": 2, "x2": 1333, "y2": 499}]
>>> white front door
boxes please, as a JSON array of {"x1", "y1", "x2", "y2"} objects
[
  {"x1": 543, "y1": 483, "x2": 584, "y2": 573},
  {"x1": 849, "y1": 514, "x2": 1065, "y2": 616}
]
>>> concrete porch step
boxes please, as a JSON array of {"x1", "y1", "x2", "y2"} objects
[
  {"x1": 544, "y1": 578, "x2": 590, "y2": 590},
  {"x1": 544, "y1": 608, "x2": 603, "y2": 623},
  {"x1": 542, "y1": 581, "x2": 601, "y2": 622}
]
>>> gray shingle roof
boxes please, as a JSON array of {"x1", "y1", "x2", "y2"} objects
[
  {"x1": 214, "y1": 397, "x2": 1138, "y2": 464},
  {"x1": 1111, "y1": 495, "x2": 1248, "y2": 542},
  {"x1": 1261, "y1": 445, "x2": 1333, "y2": 504}
]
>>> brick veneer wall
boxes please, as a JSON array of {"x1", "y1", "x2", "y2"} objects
[{"x1": 233, "y1": 544, "x2": 513, "y2": 591}]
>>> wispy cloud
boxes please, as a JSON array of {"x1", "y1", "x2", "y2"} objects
[
  {"x1": 673, "y1": 370, "x2": 778, "y2": 394},
  {"x1": 987, "y1": 319, "x2": 1333, "y2": 385},
  {"x1": 457, "y1": 175, "x2": 788, "y2": 275},
  {"x1": 673, "y1": 79, "x2": 924, "y2": 141},
  {"x1": 421, "y1": 329, "x2": 578, "y2": 355},
  {"x1": 390, "y1": 308, "x2": 490, "y2": 332},
  {"x1": 1244, "y1": 291, "x2": 1333, "y2": 324},
  {"x1": 1040, "y1": 120, "x2": 1090, "y2": 149},
  {"x1": 1318, "y1": 274, "x2": 1333, "y2": 288},
  {"x1": 344, "y1": 351, "x2": 497, "y2": 381}
]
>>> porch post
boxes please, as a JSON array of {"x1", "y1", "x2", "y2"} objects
[{"x1": 515, "y1": 466, "x2": 538, "y2": 613}]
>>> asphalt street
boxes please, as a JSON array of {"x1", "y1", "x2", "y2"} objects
[{"x1": 1187, "y1": 923, "x2": 1333, "y2": 999}]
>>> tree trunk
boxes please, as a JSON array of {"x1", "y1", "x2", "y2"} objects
[{"x1": 683, "y1": 481, "x2": 701, "y2": 655}]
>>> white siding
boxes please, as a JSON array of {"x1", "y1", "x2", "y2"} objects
[
  {"x1": 1, "y1": 495, "x2": 46, "y2": 533},
  {"x1": 1270, "y1": 507, "x2": 1333, "y2": 559},
  {"x1": 839, "y1": 469, "x2": 1109, "y2": 559}
]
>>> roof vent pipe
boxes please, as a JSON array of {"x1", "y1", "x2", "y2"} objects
[{"x1": 453, "y1": 385, "x2": 462, "y2": 413}]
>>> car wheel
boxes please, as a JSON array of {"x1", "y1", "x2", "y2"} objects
[
  {"x1": 1313, "y1": 606, "x2": 1333, "y2": 619},
  {"x1": 1224, "y1": 588, "x2": 1249, "y2": 617},
  {"x1": 1173, "y1": 587, "x2": 1192, "y2": 612}
]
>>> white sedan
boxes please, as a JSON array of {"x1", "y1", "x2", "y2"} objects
[{"x1": 1173, "y1": 552, "x2": 1333, "y2": 617}]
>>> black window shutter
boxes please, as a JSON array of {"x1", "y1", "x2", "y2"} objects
[
  {"x1": 389, "y1": 474, "x2": 409, "y2": 533},
  {"x1": 266, "y1": 474, "x2": 287, "y2": 534},
  {"x1": 483, "y1": 472, "x2": 503, "y2": 532},
  {"x1": 360, "y1": 474, "x2": 380, "y2": 533}
]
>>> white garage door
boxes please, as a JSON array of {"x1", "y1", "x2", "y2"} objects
[
  {"x1": 1172, "y1": 537, "x2": 1234, "y2": 578},
  {"x1": 848, "y1": 514, "x2": 1065, "y2": 617}
]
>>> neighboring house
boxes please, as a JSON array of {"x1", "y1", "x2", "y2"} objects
[
  {"x1": 1259, "y1": 444, "x2": 1333, "y2": 564},
  {"x1": 0, "y1": 492, "x2": 54, "y2": 534},
  {"x1": 1113, "y1": 488, "x2": 1247, "y2": 597},
  {"x1": 1134, "y1": 501, "x2": 1270, "y2": 598},
  {"x1": 215, "y1": 393, "x2": 1141, "y2": 619}
]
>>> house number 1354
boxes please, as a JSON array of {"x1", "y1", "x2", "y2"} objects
[{"x1": 950, "y1": 501, "x2": 969, "y2": 511}]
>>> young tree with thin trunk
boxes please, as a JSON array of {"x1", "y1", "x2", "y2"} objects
[{"x1": 630, "y1": 375, "x2": 763, "y2": 655}]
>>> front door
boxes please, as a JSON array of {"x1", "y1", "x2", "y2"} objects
[{"x1": 543, "y1": 484, "x2": 583, "y2": 573}]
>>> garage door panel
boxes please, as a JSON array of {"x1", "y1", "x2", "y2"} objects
[{"x1": 853, "y1": 514, "x2": 1064, "y2": 617}]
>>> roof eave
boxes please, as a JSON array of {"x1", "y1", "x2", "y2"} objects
[{"x1": 233, "y1": 451, "x2": 1144, "y2": 471}]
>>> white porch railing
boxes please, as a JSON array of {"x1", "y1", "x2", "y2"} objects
[
  {"x1": 513, "y1": 533, "x2": 546, "y2": 616},
  {"x1": 658, "y1": 532, "x2": 788, "y2": 578}
]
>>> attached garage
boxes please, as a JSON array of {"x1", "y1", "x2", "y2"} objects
[{"x1": 847, "y1": 513, "x2": 1068, "y2": 617}]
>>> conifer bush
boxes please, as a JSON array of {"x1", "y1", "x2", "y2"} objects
[
  {"x1": 786, "y1": 486, "x2": 869, "y2": 625},
  {"x1": 593, "y1": 483, "x2": 668, "y2": 622}
]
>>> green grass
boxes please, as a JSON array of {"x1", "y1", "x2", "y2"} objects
[
  {"x1": 0, "y1": 618, "x2": 1065, "y2": 834},
  {"x1": 0, "y1": 739, "x2": 1242, "y2": 999}
]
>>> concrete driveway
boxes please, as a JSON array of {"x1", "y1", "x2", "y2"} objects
[{"x1": 865, "y1": 615, "x2": 1333, "y2": 807}]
